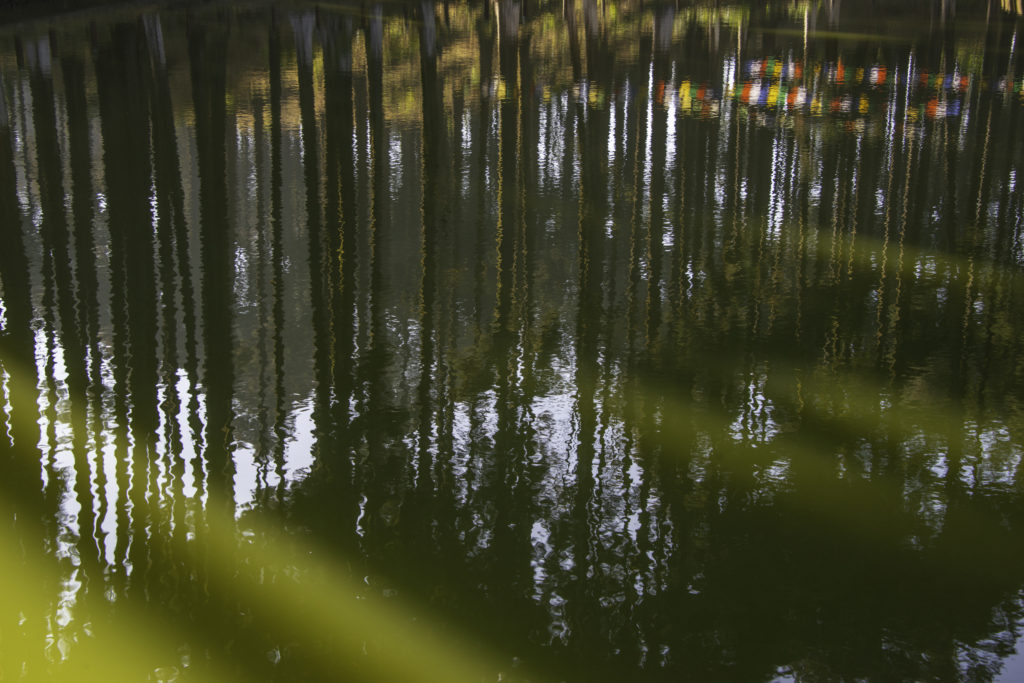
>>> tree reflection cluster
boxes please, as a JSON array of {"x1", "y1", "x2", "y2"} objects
[{"x1": 1, "y1": 1, "x2": 1023, "y2": 680}]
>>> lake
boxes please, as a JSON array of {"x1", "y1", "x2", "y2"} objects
[{"x1": 1, "y1": 1, "x2": 1023, "y2": 680}]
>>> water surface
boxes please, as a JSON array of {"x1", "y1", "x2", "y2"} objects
[{"x1": 1, "y1": 1, "x2": 1024, "y2": 680}]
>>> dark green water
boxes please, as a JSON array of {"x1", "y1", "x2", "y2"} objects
[{"x1": 1, "y1": 1, "x2": 1024, "y2": 680}]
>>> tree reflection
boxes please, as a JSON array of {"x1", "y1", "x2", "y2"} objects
[{"x1": 1, "y1": 2, "x2": 1023, "y2": 681}]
